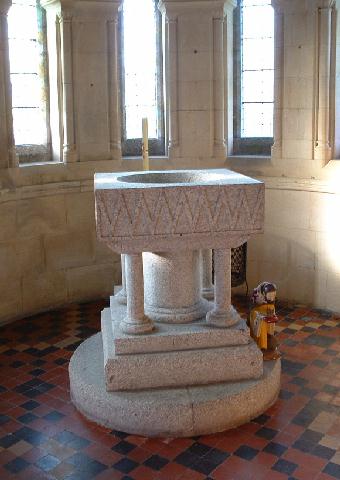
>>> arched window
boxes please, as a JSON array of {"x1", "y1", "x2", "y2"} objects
[
  {"x1": 120, "y1": 0, "x2": 165, "y2": 156},
  {"x1": 8, "y1": 0, "x2": 50, "y2": 163},
  {"x1": 234, "y1": 0, "x2": 274, "y2": 155}
]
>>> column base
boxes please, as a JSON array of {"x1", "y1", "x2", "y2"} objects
[
  {"x1": 206, "y1": 305, "x2": 241, "y2": 328},
  {"x1": 115, "y1": 288, "x2": 127, "y2": 305},
  {"x1": 145, "y1": 298, "x2": 211, "y2": 324},
  {"x1": 120, "y1": 315, "x2": 154, "y2": 335},
  {"x1": 201, "y1": 287, "x2": 214, "y2": 301},
  {"x1": 314, "y1": 144, "x2": 332, "y2": 163}
]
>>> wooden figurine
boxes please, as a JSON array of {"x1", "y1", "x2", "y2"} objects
[{"x1": 248, "y1": 281, "x2": 281, "y2": 361}]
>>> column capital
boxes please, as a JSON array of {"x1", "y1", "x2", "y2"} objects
[
  {"x1": 315, "y1": 0, "x2": 335, "y2": 8},
  {"x1": 223, "y1": 0, "x2": 237, "y2": 13},
  {"x1": 158, "y1": 0, "x2": 231, "y2": 17},
  {"x1": 0, "y1": 0, "x2": 11, "y2": 15},
  {"x1": 41, "y1": 0, "x2": 122, "y2": 19},
  {"x1": 272, "y1": 0, "x2": 335, "y2": 13}
]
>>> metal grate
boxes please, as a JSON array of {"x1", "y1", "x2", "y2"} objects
[
  {"x1": 231, "y1": 243, "x2": 247, "y2": 287},
  {"x1": 212, "y1": 243, "x2": 247, "y2": 288}
]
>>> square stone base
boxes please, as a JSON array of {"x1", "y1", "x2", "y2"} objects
[
  {"x1": 110, "y1": 295, "x2": 250, "y2": 354},
  {"x1": 102, "y1": 305, "x2": 263, "y2": 391}
]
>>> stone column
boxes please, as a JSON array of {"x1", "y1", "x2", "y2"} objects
[
  {"x1": 116, "y1": 254, "x2": 127, "y2": 304},
  {"x1": 58, "y1": 10, "x2": 77, "y2": 163},
  {"x1": 206, "y1": 248, "x2": 240, "y2": 327},
  {"x1": 158, "y1": 2, "x2": 179, "y2": 158},
  {"x1": 271, "y1": 0, "x2": 284, "y2": 160},
  {"x1": 120, "y1": 253, "x2": 154, "y2": 334},
  {"x1": 314, "y1": 0, "x2": 335, "y2": 163},
  {"x1": 0, "y1": 0, "x2": 17, "y2": 168},
  {"x1": 143, "y1": 250, "x2": 209, "y2": 323},
  {"x1": 201, "y1": 249, "x2": 214, "y2": 300},
  {"x1": 213, "y1": 13, "x2": 225, "y2": 159},
  {"x1": 108, "y1": 12, "x2": 122, "y2": 160},
  {"x1": 224, "y1": 0, "x2": 237, "y2": 157}
]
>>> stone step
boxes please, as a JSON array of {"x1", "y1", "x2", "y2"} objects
[
  {"x1": 102, "y1": 308, "x2": 263, "y2": 391},
  {"x1": 108, "y1": 301, "x2": 250, "y2": 355}
]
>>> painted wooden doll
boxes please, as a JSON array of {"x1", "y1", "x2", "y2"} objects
[{"x1": 249, "y1": 281, "x2": 281, "y2": 361}]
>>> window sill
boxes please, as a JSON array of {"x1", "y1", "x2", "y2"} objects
[
  {"x1": 228, "y1": 155, "x2": 271, "y2": 162},
  {"x1": 122, "y1": 155, "x2": 169, "y2": 161},
  {"x1": 19, "y1": 160, "x2": 63, "y2": 168}
]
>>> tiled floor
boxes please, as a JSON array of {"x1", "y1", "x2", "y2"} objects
[{"x1": 0, "y1": 297, "x2": 339, "y2": 480}]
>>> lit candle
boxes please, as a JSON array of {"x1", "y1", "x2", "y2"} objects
[{"x1": 142, "y1": 117, "x2": 149, "y2": 171}]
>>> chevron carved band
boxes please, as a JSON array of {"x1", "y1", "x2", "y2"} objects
[{"x1": 96, "y1": 184, "x2": 264, "y2": 253}]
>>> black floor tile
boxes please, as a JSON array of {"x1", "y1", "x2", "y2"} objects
[
  {"x1": 17, "y1": 412, "x2": 38, "y2": 424},
  {"x1": 143, "y1": 454, "x2": 169, "y2": 471},
  {"x1": 323, "y1": 462, "x2": 340, "y2": 479},
  {"x1": 253, "y1": 414, "x2": 270, "y2": 425},
  {"x1": 20, "y1": 400, "x2": 40, "y2": 410},
  {"x1": 112, "y1": 440, "x2": 136, "y2": 455},
  {"x1": 4, "y1": 457, "x2": 30, "y2": 473},
  {"x1": 35, "y1": 454, "x2": 61, "y2": 471},
  {"x1": 255, "y1": 427, "x2": 278, "y2": 440},
  {"x1": 263, "y1": 442, "x2": 287, "y2": 457},
  {"x1": 186, "y1": 442, "x2": 211, "y2": 457},
  {"x1": 272, "y1": 458, "x2": 298, "y2": 475},
  {"x1": 312, "y1": 444, "x2": 336, "y2": 460},
  {"x1": 175, "y1": 450, "x2": 198, "y2": 468},
  {"x1": 303, "y1": 335, "x2": 335, "y2": 348},
  {"x1": 43, "y1": 410, "x2": 65, "y2": 422},
  {"x1": 234, "y1": 445, "x2": 259, "y2": 461},
  {"x1": 113, "y1": 458, "x2": 138, "y2": 474},
  {"x1": 0, "y1": 434, "x2": 19, "y2": 448}
]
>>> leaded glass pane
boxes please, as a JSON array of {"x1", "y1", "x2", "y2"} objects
[
  {"x1": 12, "y1": 108, "x2": 46, "y2": 145},
  {"x1": 240, "y1": 0, "x2": 274, "y2": 138},
  {"x1": 242, "y1": 103, "x2": 273, "y2": 138},
  {"x1": 122, "y1": 0, "x2": 158, "y2": 140},
  {"x1": 8, "y1": 0, "x2": 49, "y2": 150}
]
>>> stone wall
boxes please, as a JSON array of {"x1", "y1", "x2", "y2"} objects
[
  {"x1": 0, "y1": 163, "x2": 122, "y2": 323},
  {"x1": 1, "y1": 0, "x2": 340, "y2": 324}
]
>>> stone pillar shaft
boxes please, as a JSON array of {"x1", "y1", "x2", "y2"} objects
[
  {"x1": 108, "y1": 15, "x2": 121, "y2": 159},
  {"x1": 0, "y1": 0, "x2": 17, "y2": 168},
  {"x1": 164, "y1": 13, "x2": 179, "y2": 156},
  {"x1": 206, "y1": 248, "x2": 240, "y2": 327},
  {"x1": 214, "y1": 248, "x2": 231, "y2": 311},
  {"x1": 314, "y1": 3, "x2": 334, "y2": 162},
  {"x1": 224, "y1": 0, "x2": 236, "y2": 156},
  {"x1": 121, "y1": 253, "x2": 154, "y2": 334},
  {"x1": 116, "y1": 254, "x2": 127, "y2": 304},
  {"x1": 213, "y1": 15, "x2": 225, "y2": 158},
  {"x1": 143, "y1": 250, "x2": 209, "y2": 323},
  {"x1": 271, "y1": 0, "x2": 284, "y2": 159},
  {"x1": 201, "y1": 249, "x2": 214, "y2": 300},
  {"x1": 59, "y1": 12, "x2": 77, "y2": 162}
]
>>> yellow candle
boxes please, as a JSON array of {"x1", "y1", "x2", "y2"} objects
[{"x1": 142, "y1": 117, "x2": 149, "y2": 171}]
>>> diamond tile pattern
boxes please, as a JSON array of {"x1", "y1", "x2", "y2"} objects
[{"x1": 0, "y1": 298, "x2": 339, "y2": 480}]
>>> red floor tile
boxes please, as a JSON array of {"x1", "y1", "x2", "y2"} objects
[{"x1": 0, "y1": 298, "x2": 339, "y2": 480}]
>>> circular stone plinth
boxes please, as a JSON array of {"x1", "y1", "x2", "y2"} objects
[{"x1": 69, "y1": 333, "x2": 281, "y2": 438}]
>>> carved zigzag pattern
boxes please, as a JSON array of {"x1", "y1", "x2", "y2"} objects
[{"x1": 99, "y1": 185, "x2": 264, "y2": 238}]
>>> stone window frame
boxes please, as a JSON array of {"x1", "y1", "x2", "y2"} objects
[
  {"x1": 232, "y1": 0, "x2": 274, "y2": 156},
  {"x1": 8, "y1": 0, "x2": 52, "y2": 164},
  {"x1": 119, "y1": 0, "x2": 166, "y2": 157}
]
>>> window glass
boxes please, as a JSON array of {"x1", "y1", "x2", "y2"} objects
[
  {"x1": 8, "y1": 0, "x2": 50, "y2": 159},
  {"x1": 240, "y1": 0, "x2": 274, "y2": 138},
  {"x1": 121, "y1": 0, "x2": 164, "y2": 155}
]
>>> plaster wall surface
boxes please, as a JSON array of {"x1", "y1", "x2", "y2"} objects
[{"x1": 1, "y1": 0, "x2": 340, "y2": 323}]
